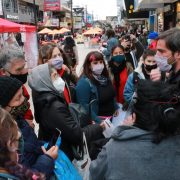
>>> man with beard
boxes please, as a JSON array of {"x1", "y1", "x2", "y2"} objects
[
  {"x1": 0, "y1": 49, "x2": 34, "y2": 128},
  {"x1": 120, "y1": 34, "x2": 144, "y2": 69},
  {"x1": 155, "y1": 28, "x2": 180, "y2": 85},
  {"x1": 124, "y1": 49, "x2": 164, "y2": 104}
]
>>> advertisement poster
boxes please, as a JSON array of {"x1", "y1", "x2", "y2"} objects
[{"x1": 44, "y1": 0, "x2": 61, "y2": 11}]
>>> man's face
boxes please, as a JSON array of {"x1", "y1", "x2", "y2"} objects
[
  {"x1": 5, "y1": 58, "x2": 27, "y2": 75},
  {"x1": 156, "y1": 39, "x2": 174, "y2": 64}
]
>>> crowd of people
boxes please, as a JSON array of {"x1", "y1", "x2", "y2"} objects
[{"x1": 0, "y1": 27, "x2": 180, "y2": 180}]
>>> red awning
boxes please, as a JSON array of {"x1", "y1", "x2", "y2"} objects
[{"x1": 0, "y1": 18, "x2": 36, "y2": 33}]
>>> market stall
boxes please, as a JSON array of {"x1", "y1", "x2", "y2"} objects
[{"x1": 0, "y1": 18, "x2": 38, "y2": 68}]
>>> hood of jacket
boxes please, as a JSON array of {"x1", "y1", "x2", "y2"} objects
[
  {"x1": 28, "y1": 63, "x2": 59, "y2": 96},
  {"x1": 111, "y1": 125, "x2": 153, "y2": 141}
]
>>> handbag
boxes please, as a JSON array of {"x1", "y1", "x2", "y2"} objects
[
  {"x1": 69, "y1": 99, "x2": 97, "y2": 128},
  {"x1": 45, "y1": 137, "x2": 82, "y2": 180},
  {"x1": 72, "y1": 132, "x2": 91, "y2": 180}
]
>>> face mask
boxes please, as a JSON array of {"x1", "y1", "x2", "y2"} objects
[
  {"x1": 111, "y1": 55, "x2": 125, "y2": 64},
  {"x1": 10, "y1": 73, "x2": 28, "y2": 84},
  {"x1": 51, "y1": 56, "x2": 64, "y2": 70},
  {"x1": 9, "y1": 98, "x2": 29, "y2": 118},
  {"x1": 53, "y1": 76, "x2": 65, "y2": 92},
  {"x1": 155, "y1": 55, "x2": 172, "y2": 72},
  {"x1": 91, "y1": 64, "x2": 104, "y2": 75},
  {"x1": 144, "y1": 64, "x2": 157, "y2": 72}
]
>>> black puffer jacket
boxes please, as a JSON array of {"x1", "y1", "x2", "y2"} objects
[{"x1": 33, "y1": 91, "x2": 103, "y2": 161}]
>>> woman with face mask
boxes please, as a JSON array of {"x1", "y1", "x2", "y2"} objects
[
  {"x1": 38, "y1": 43, "x2": 77, "y2": 103},
  {"x1": 0, "y1": 76, "x2": 58, "y2": 179},
  {"x1": 124, "y1": 49, "x2": 166, "y2": 105},
  {"x1": 109, "y1": 45, "x2": 133, "y2": 104},
  {"x1": 28, "y1": 63, "x2": 103, "y2": 161},
  {"x1": 0, "y1": 108, "x2": 45, "y2": 180},
  {"x1": 76, "y1": 51, "x2": 119, "y2": 124}
]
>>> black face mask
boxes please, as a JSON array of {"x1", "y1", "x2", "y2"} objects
[
  {"x1": 144, "y1": 64, "x2": 157, "y2": 72},
  {"x1": 10, "y1": 73, "x2": 28, "y2": 84}
]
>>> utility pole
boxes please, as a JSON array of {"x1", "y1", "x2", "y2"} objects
[
  {"x1": 70, "y1": 0, "x2": 74, "y2": 34},
  {"x1": 33, "y1": 0, "x2": 37, "y2": 26}
]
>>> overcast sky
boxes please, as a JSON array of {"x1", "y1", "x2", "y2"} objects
[{"x1": 72, "y1": 0, "x2": 117, "y2": 20}]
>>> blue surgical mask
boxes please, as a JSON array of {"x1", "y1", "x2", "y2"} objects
[
  {"x1": 111, "y1": 55, "x2": 126, "y2": 64},
  {"x1": 51, "y1": 56, "x2": 64, "y2": 70}
]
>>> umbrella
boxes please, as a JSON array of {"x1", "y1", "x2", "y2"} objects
[
  {"x1": 83, "y1": 28, "x2": 101, "y2": 35},
  {"x1": 48, "y1": 29, "x2": 60, "y2": 35},
  {"x1": 58, "y1": 27, "x2": 71, "y2": 34},
  {"x1": 93, "y1": 27, "x2": 102, "y2": 32},
  {"x1": 38, "y1": 28, "x2": 53, "y2": 34}
]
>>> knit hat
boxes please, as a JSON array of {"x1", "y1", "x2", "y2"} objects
[
  {"x1": 0, "y1": 76, "x2": 22, "y2": 107},
  {"x1": 148, "y1": 32, "x2": 158, "y2": 39}
]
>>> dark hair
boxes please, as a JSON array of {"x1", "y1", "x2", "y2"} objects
[
  {"x1": 64, "y1": 36, "x2": 75, "y2": 47},
  {"x1": 0, "y1": 108, "x2": 45, "y2": 180},
  {"x1": 142, "y1": 49, "x2": 156, "y2": 61},
  {"x1": 157, "y1": 28, "x2": 180, "y2": 54},
  {"x1": 133, "y1": 80, "x2": 180, "y2": 143},
  {"x1": 106, "y1": 29, "x2": 115, "y2": 39},
  {"x1": 81, "y1": 51, "x2": 109, "y2": 80},
  {"x1": 111, "y1": 45, "x2": 124, "y2": 55}
]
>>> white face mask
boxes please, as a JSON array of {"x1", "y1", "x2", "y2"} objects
[
  {"x1": 91, "y1": 64, "x2": 104, "y2": 75},
  {"x1": 154, "y1": 55, "x2": 172, "y2": 72},
  {"x1": 53, "y1": 76, "x2": 65, "y2": 92},
  {"x1": 51, "y1": 56, "x2": 64, "y2": 70}
]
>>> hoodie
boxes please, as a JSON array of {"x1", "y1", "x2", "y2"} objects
[
  {"x1": 28, "y1": 63, "x2": 60, "y2": 96},
  {"x1": 90, "y1": 125, "x2": 180, "y2": 180}
]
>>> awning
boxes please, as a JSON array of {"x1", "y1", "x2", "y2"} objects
[
  {"x1": 135, "y1": 0, "x2": 177, "y2": 10},
  {"x1": 0, "y1": 18, "x2": 36, "y2": 33}
]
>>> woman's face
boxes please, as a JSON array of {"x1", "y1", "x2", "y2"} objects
[
  {"x1": 112, "y1": 47, "x2": 124, "y2": 56},
  {"x1": 51, "y1": 47, "x2": 62, "y2": 59},
  {"x1": 5, "y1": 87, "x2": 24, "y2": 112},
  {"x1": 90, "y1": 59, "x2": 104, "y2": 70}
]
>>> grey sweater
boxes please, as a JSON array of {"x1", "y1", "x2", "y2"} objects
[{"x1": 90, "y1": 125, "x2": 180, "y2": 180}]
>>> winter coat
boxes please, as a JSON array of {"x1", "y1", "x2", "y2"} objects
[
  {"x1": 28, "y1": 64, "x2": 103, "y2": 161},
  {"x1": 76, "y1": 76, "x2": 118, "y2": 123},
  {"x1": 124, "y1": 65, "x2": 166, "y2": 104},
  {"x1": 16, "y1": 117, "x2": 54, "y2": 178},
  {"x1": 90, "y1": 125, "x2": 180, "y2": 180}
]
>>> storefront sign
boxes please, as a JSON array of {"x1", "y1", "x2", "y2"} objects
[
  {"x1": 44, "y1": 0, "x2": 61, "y2": 11},
  {"x1": 7, "y1": 14, "x2": 19, "y2": 20}
]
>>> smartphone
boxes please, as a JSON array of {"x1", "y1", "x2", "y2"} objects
[{"x1": 46, "y1": 128, "x2": 61, "y2": 150}]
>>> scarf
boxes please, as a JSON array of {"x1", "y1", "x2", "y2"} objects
[
  {"x1": 109, "y1": 60, "x2": 126, "y2": 88},
  {"x1": 93, "y1": 74, "x2": 108, "y2": 86}
]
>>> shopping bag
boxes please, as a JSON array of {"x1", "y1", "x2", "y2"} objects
[
  {"x1": 72, "y1": 133, "x2": 91, "y2": 180},
  {"x1": 44, "y1": 137, "x2": 82, "y2": 180}
]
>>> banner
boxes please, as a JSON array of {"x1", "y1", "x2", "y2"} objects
[{"x1": 44, "y1": 0, "x2": 61, "y2": 11}]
